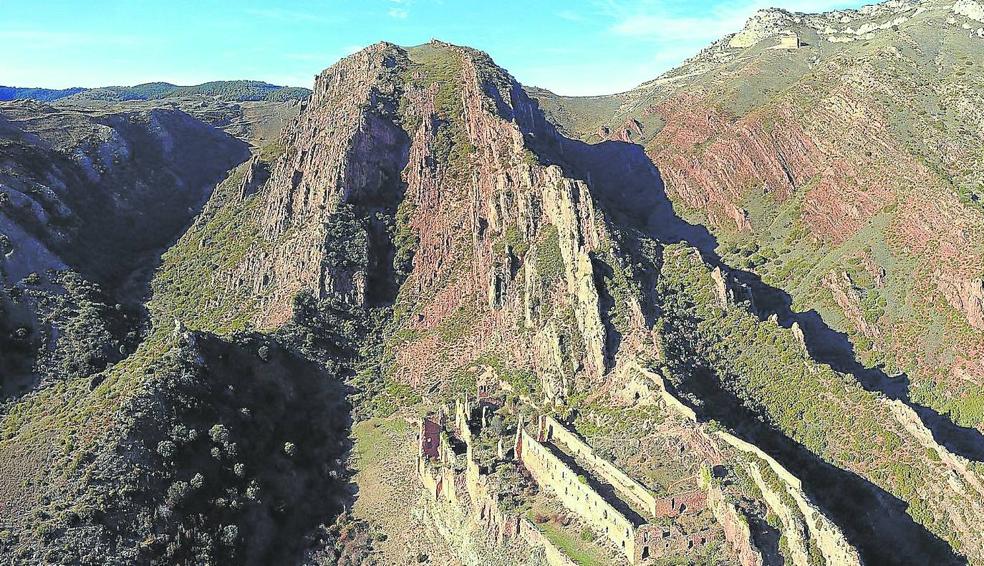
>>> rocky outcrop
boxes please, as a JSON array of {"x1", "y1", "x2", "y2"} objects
[
  {"x1": 822, "y1": 270, "x2": 881, "y2": 339},
  {"x1": 219, "y1": 43, "x2": 410, "y2": 325},
  {"x1": 540, "y1": 171, "x2": 607, "y2": 379},
  {"x1": 936, "y1": 273, "x2": 984, "y2": 330},
  {"x1": 237, "y1": 155, "x2": 270, "y2": 199},
  {"x1": 728, "y1": 9, "x2": 798, "y2": 48},
  {"x1": 954, "y1": 0, "x2": 984, "y2": 23},
  {"x1": 185, "y1": 41, "x2": 618, "y2": 397}
]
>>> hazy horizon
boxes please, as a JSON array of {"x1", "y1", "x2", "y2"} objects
[{"x1": 3, "y1": 0, "x2": 865, "y2": 96}]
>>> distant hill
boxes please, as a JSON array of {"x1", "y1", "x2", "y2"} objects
[
  {"x1": 0, "y1": 80, "x2": 310, "y2": 103},
  {"x1": 0, "y1": 85, "x2": 87, "y2": 102}
]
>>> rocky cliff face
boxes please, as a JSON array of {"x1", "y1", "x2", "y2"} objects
[
  {"x1": 646, "y1": 0, "x2": 984, "y2": 434},
  {"x1": 166, "y1": 41, "x2": 643, "y2": 401}
]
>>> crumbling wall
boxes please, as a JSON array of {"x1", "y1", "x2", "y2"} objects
[
  {"x1": 628, "y1": 362, "x2": 697, "y2": 421},
  {"x1": 714, "y1": 431, "x2": 803, "y2": 490},
  {"x1": 518, "y1": 428, "x2": 638, "y2": 558},
  {"x1": 626, "y1": 360, "x2": 860, "y2": 565},
  {"x1": 747, "y1": 463, "x2": 812, "y2": 566},
  {"x1": 727, "y1": 441, "x2": 861, "y2": 566},
  {"x1": 703, "y1": 478, "x2": 764, "y2": 566},
  {"x1": 417, "y1": 406, "x2": 522, "y2": 549},
  {"x1": 652, "y1": 491, "x2": 707, "y2": 518},
  {"x1": 539, "y1": 415, "x2": 662, "y2": 518},
  {"x1": 634, "y1": 523, "x2": 716, "y2": 563}
]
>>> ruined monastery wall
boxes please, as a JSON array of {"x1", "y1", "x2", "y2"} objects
[
  {"x1": 519, "y1": 428, "x2": 639, "y2": 557},
  {"x1": 541, "y1": 415, "x2": 661, "y2": 519},
  {"x1": 704, "y1": 478, "x2": 764, "y2": 566}
]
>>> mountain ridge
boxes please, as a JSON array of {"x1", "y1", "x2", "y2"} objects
[{"x1": 0, "y1": 80, "x2": 311, "y2": 103}]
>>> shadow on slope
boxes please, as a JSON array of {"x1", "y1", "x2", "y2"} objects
[
  {"x1": 510, "y1": 91, "x2": 971, "y2": 564},
  {"x1": 0, "y1": 103, "x2": 251, "y2": 401},
  {"x1": 557, "y1": 136, "x2": 984, "y2": 464},
  {"x1": 62, "y1": 332, "x2": 355, "y2": 565},
  {"x1": 675, "y1": 363, "x2": 964, "y2": 566}
]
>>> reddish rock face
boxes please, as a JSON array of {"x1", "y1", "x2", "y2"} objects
[
  {"x1": 224, "y1": 44, "x2": 412, "y2": 326},
  {"x1": 200, "y1": 41, "x2": 646, "y2": 396},
  {"x1": 936, "y1": 274, "x2": 984, "y2": 331},
  {"x1": 647, "y1": 94, "x2": 815, "y2": 232},
  {"x1": 642, "y1": 80, "x2": 984, "y2": 411}
]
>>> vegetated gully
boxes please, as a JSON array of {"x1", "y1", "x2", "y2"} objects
[{"x1": 542, "y1": 129, "x2": 972, "y2": 565}]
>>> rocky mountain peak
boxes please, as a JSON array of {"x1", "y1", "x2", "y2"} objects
[{"x1": 165, "y1": 40, "x2": 622, "y2": 394}]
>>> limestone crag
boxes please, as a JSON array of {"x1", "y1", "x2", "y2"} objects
[{"x1": 217, "y1": 44, "x2": 410, "y2": 326}]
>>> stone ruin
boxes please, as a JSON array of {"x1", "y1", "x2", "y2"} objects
[
  {"x1": 515, "y1": 414, "x2": 719, "y2": 564},
  {"x1": 416, "y1": 396, "x2": 531, "y2": 541},
  {"x1": 416, "y1": 395, "x2": 750, "y2": 564},
  {"x1": 775, "y1": 31, "x2": 801, "y2": 48}
]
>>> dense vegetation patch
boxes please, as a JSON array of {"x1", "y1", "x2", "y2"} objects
[{"x1": 3, "y1": 329, "x2": 350, "y2": 565}]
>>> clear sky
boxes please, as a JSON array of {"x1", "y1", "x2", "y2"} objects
[{"x1": 0, "y1": 0, "x2": 863, "y2": 96}]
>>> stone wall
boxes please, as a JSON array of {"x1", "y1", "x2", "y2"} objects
[
  {"x1": 518, "y1": 427, "x2": 639, "y2": 558},
  {"x1": 628, "y1": 362, "x2": 697, "y2": 422},
  {"x1": 704, "y1": 477, "x2": 764, "y2": 566},
  {"x1": 652, "y1": 490, "x2": 707, "y2": 518},
  {"x1": 417, "y1": 402, "x2": 523, "y2": 548},
  {"x1": 713, "y1": 430, "x2": 803, "y2": 491},
  {"x1": 539, "y1": 415, "x2": 663, "y2": 519},
  {"x1": 626, "y1": 360, "x2": 862, "y2": 565},
  {"x1": 635, "y1": 523, "x2": 717, "y2": 562}
]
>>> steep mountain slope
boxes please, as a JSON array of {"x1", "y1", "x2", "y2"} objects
[
  {"x1": 0, "y1": 100, "x2": 249, "y2": 287},
  {"x1": 0, "y1": 100, "x2": 249, "y2": 399},
  {"x1": 1, "y1": 14, "x2": 983, "y2": 566},
  {"x1": 535, "y1": 0, "x2": 984, "y2": 435}
]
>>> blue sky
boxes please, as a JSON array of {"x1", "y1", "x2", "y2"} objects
[{"x1": 0, "y1": 0, "x2": 863, "y2": 96}]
